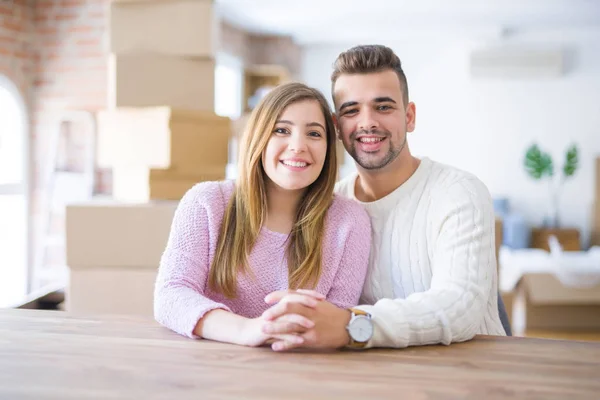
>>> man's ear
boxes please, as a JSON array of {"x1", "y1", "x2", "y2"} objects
[
  {"x1": 332, "y1": 113, "x2": 341, "y2": 140},
  {"x1": 405, "y1": 102, "x2": 416, "y2": 133}
]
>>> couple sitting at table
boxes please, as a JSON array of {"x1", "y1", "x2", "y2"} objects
[{"x1": 154, "y1": 44, "x2": 509, "y2": 351}]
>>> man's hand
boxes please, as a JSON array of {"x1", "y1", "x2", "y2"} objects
[{"x1": 261, "y1": 290, "x2": 352, "y2": 351}]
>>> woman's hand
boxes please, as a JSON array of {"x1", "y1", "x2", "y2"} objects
[{"x1": 241, "y1": 290, "x2": 325, "y2": 347}]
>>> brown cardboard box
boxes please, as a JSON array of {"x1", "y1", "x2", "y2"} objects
[
  {"x1": 500, "y1": 291, "x2": 514, "y2": 326},
  {"x1": 97, "y1": 107, "x2": 230, "y2": 173},
  {"x1": 149, "y1": 167, "x2": 226, "y2": 200},
  {"x1": 65, "y1": 201, "x2": 177, "y2": 316},
  {"x1": 111, "y1": 165, "x2": 226, "y2": 202},
  {"x1": 494, "y1": 218, "x2": 502, "y2": 270},
  {"x1": 593, "y1": 157, "x2": 600, "y2": 246},
  {"x1": 595, "y1": 157, "x2": 600, "y2": 201},
  {"x1": 592, "y1": 202, "x2": 600, "y2": 246},
  {"x1": 109, "y1": 0, "x2": 215, "y2": 57},
  {"x1": 494, "y1": 218, "x2": 514, "y2": 325},
  {"x1": 67, "y1": 267, "x2": 157, "y2": 316},
  {"x1": 530, "y1": 227, "x2": 580, "y2": 251},
  {"x1": 66, "y1": 201, "x2": 177, "y2": 268},
  {"x1": 512, "y1": 273, "x2": 600, "y2": 332},
  {"x1": 108, "y1": 54, "x2": 215, "y2": 111}
]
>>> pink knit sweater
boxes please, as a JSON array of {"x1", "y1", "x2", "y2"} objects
[{"x1": 154, "y1": 180, "x2": 372, "y2": 338}]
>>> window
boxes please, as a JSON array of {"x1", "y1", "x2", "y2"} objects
[
  {"x1": 214, "y1": 52, "x2": 243, "y2": 120},
  {"x1": 0, "y1": 75, "x2": 29, "y2": 307}
]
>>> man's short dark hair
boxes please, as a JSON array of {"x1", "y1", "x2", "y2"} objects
[{"x1": 331, "y1": 44, "x2": 409, "y2": 107}]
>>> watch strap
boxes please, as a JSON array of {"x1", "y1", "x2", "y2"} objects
[{"x1": 346, "y1": 308, "x2": 371, "y2": 349}]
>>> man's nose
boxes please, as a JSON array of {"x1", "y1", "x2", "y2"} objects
[{"x1": 358, "y1": 109, "x2": 379, "y2": 132}]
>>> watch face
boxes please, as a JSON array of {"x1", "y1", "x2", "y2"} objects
[{"x1": 350, "y1": 316, "x2": 373, "y2": 342}]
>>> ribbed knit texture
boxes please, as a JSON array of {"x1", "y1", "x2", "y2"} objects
[
  {"x1": 154, "y1": 180, "x2": 372, "y2": 338},
  {"x1": 335, "y1": 158, "x2": 506, "y2": 348}
]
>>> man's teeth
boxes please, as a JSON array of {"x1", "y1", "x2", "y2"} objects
[
  {"x1": 359, "y1": 137, "x2": 384, "y2": 143},
  {"x1": 282, "y1": 160, "x2": 308, "y2": 167}
]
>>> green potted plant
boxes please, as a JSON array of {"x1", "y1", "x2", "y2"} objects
[{"x1": 524, "y1": 143, "x2": 579, "y2": 228}]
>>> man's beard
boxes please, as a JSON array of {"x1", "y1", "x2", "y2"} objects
[{"x1": 346, "y1": 129, "x2": 407, "y2": 170}]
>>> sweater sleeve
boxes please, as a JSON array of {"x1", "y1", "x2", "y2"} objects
[
  {"x1": 355, "y1": 178, "x2": 496, "y2": 348},
  {"x1": 326, "y1": 206, "x2": 372, "y2": 309},
  {"x1": 154, "y1": 183, "x2": 231, "y2": 339}
]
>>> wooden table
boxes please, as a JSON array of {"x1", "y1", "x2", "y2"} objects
[{"x1": 1, "y1": 309, "x2": 599, "y2": 399}]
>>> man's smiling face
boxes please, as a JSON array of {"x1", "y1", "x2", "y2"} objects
[{"x1": 333, "y1": 69, "x2": 415, "y2": 171}]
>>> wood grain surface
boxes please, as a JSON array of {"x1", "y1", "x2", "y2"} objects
[{"x1": 1, "y1": 309, "x2": 599, "y2": 400}]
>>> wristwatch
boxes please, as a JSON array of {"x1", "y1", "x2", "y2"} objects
[{"x1": 345, "y1": 308, "x2": 374, "y2": 349}]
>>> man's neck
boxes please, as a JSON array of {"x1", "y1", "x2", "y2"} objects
[
  {"x1": 354, "y1": 154, "x2": 421, "y2": 202},
  {"x1": 265, "y1": 184, "x2": 304, "y2": 234}
]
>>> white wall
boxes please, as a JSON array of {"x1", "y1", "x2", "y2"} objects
[{"x1": 301, "y1": 28, "x2": 600, "y2": 247}]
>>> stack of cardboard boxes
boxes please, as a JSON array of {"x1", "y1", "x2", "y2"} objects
[
  {"x1": 108, "y1": 0, "x2": 217, "y2": 111},
  {"x1": 65, "y1": 202, "x2": 177, "y2": 316},
  {"x1": 97, "y1": 107, "x2": 229, "y2": 202},
  {"x1": 103, "y1": 0, "x2": 230, "y2": 201},
  {"x1": 65, "y1": 0, "x2": 228, "y2": 316},
  {"x1": 592, "y1": 157, "x2": 600, "y2": 247}
]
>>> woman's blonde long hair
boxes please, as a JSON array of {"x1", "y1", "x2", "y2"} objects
[{"x1": 208, "y1": 82, "x2": 338, "y2": 298}]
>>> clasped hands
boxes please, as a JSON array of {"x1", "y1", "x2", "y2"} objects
[{"x1": 245, "y1": 289, "x2": 352, "y2": 351}]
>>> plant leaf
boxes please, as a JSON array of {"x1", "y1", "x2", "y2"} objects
[
  {"x1": 563, "y1": 144, "x2": 578, "y2": 177},
  {"x1": 524, "y1": 144, "x2": 553, "y2": 179}
]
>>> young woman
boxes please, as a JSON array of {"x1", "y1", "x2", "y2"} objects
[{"x1": 154, "y1": 82, "x2": 371, "y2": 347}]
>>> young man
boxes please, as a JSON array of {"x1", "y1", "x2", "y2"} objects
[{"x1": 261, "y1": 45, "x2": 507, "y2": 351}]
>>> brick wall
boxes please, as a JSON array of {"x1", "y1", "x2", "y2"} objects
[
  {"x1": 0, "y1": 0, "x2": 35, "y2": 117},
  {"x1": 32, "y1": 0, "x2": 109, "y2": 192}
]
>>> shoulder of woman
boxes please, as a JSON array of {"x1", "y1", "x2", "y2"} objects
[
  {"x1": 328, "y1": 194, "x2": 371, "y2": 231},
  {"x1": 179, "y1": 179, "x2": 234, "y2": 209}
]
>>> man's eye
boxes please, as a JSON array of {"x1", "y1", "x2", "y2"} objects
[
  {"x1": 378, "y1": 105, "x2": 391, "y2": 111},
  {"x1": 344, "y1": 109, "x2": 358, "y2": 115}
]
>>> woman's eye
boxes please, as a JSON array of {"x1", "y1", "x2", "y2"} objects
[
  {"x1": 274, "y1": 128, "x2": 288, "y2": 134},
  {"x1": 308, "y1": 131, "x2": 322, "y2": 138}
]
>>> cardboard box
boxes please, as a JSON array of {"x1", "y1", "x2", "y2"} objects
[
  {"x1": 592, "y1": 202, "x2": 600, "y2": 246},
  {"x1": 108, "y1": 54, "x2": 215, "y2": 111},
  {"x1": 109, "y1": 0, "x2": 215, "y2": 57},
  {"x1": 512, "y1": 273, "x2": 600, "y2": 332},
  {"x1": 595, "y1": 157, "x2": 600, "y2": 202},
  {"x1": 65, "y1": 200, "x2": 179, "y2": 316},
  {"x1": 149, "y1": 167, "x2": 225, "y2": 200},
  {"x1": 111, "y1": 165, "x2": 226, "y2": 202},
  {"x1": 66, "y1": 201, "x2": 177, "y2": 268},
  {"x1": 97, "y1": 107, "x2": 230, "y2": 173},
  {"x1": 530, "y1": 227, "x2": 580, "y2": 251},
  {"x1": 67, "y1": 267, "x2": 157, "y2": 317},
  {"x1": 500, "y1": 290, "x2": 514, "y2": 327},
  {"x1": 494, "y1": 218, "x2": 502, "y2": 271},
  {"x1": 112, "y1": 166, "x2": 154, "y2": 203}
]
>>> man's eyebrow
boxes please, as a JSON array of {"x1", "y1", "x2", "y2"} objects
[
  {"x1": 338, "y1": 101, "x2": 358, "y2": 112},
  {"x1": 373, "y1": 97, "x2": 397, "y2": 104}
]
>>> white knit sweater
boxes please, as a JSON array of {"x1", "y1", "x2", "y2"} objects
[{"x1": 335, "y1": 157, "x2": 506, "y2": 348}]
